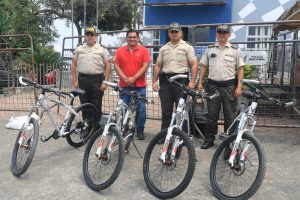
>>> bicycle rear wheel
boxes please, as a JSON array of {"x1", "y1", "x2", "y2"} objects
[
  {"x1": 83, "y1": 126, "x2": 125, "y2": 191},
  {"x1": 65, "y1": 103, "x2": 97, "y2": 147},
  {"x1": 143, "y1": 128, "x2": 196, "y2": 199},
  {"x1": 210, "y1": 133, "x2": 266, "y2": 200},
  {"x1": 123, "y1": 108, "x2": 137, "y2": 153},
  {"x1": 11, "y1": 118, "x2": 39, "y2": 176}
]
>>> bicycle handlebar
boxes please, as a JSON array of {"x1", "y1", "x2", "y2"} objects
[
  {"x1": 241, "y1": 80, "x2": 294, "y2": 107},
  {"x1": 103, "y1": 80, "x2": 155, "y2": 104},
  {"x1": 168, "y1": 77, "x2": 219, "y2": 100},
  {"x1": 103, "y1": 80, "x2": 118, "y2": 88},
  {"x1": 242, "y1": 79, "x2": 260, "y2": 85},
  {"x1": 18, "y1": 76, "x2": 77, "y2": 99}
]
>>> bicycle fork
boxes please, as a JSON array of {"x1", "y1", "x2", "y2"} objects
[
  {"x1": 159, "y1": 125, "x2": 182, "y2": 164},
  {"x1": 18, "y1": 112, "x2": 39, "y2": 147},
  {"x1": 228, "y1": 114, "x2": 256, "y2": 167},
  {"x1": 95, "y1": 123, "x2": 117, "y2": 158}
]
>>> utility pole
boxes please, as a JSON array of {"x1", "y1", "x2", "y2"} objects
[
  {"x1": 96, "y1": 0, "x2": 99, "y2": 31},
  {"x1": 71, "y1": 0, "x2": 74, "y2": 49},
  {"x1": 84, "y1": 0, "x2": 86, "y2": 30}
]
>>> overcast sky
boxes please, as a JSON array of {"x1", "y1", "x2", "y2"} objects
[{"x1": 52, "y1": 19, "x2": 121, "y2": 54}]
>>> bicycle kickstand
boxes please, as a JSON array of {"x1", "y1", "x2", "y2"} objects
[{"x1": 131, "y1": 139, "x2": 143, "y2": 159}]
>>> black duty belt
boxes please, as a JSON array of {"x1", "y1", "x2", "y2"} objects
[
  {"x1": 208, "y1": 79, "x2": 236, "y2": 87},
  {"x1": 79, "y1": 73, "x2": 104, "y2": 78}
]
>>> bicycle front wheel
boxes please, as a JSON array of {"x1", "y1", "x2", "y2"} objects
[
  {"x1": 210, "y1": 133, "x2": 266, "y2": 200},
  {"x1": 143, "y1": 128, "x2": 196, "y2": 199},
  {"x1": 83, "y1": 126, "x2": 125, "y2": 191},
  {"x1": 11, "y1": 118, "x2": 39, "y2": 176},
  {"x1": 66, "y1": 103, "x2": 97, "y2": 147}
]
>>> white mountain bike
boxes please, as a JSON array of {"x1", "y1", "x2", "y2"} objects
[
  {"x1": 143, "y1": 74, "x2": 219, "y2": 199},
  {"x1": 83, "y1": 80, "x2": 153, "y2": 191},
  {"x1": 11, "y1": 77, "x2": 97, "y2": 176},
  {"x1": 210, "y1": 79, "x2": 294, "y2": 200}
]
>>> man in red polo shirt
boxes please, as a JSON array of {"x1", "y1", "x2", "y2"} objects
[{"x1": 114, "y1": 29, "x2": 150, "y2": 140}]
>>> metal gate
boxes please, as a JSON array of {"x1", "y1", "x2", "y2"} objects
[{"x1": 0, "y1": 34, "x2": 36, "y2": 113}]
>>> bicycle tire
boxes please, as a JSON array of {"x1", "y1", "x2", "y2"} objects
[
  {"x1": 143, "y1": 128, "x2": 196, "y2": 199},
  {"x1": 83, "y1": 126, "x2": 125, "y2": 191},
  {"x1": 210, "y1": 133, "x2": 266, "y2": 200},
  {"x1": 11, "y1": 118, "x2": 39, "y2": 176},
  {"x1": 65, "y1": 103, "x2": 98, "y2": 147}
]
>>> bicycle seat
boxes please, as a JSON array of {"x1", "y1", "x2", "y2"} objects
[{"x1": 70, "y1": 89, "x2": 85, "y2": 97}]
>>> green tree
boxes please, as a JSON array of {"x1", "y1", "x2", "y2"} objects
[
  {"x1": 0, "y1": 10, "x2": 15, "y2": 35},
  {"x1": 19, "y1": 46, "x2": 60, "y2": 65},
  {"x1": 1, "y1": 0, "x2": 144, "y2": 46},
  {"x1": 41, "y1": 0, "x2": 144, "y2": 43},
  {"x1": 1, "y1": 0, "x2": 59, "y2": 48}
]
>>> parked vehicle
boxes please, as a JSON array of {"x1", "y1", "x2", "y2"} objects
[{"x1": 44, "y1": 69, "x2": 57, "y2": 85}]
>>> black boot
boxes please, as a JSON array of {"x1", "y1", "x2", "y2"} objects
[
  {"x1": 137, "y1": 128, "x2": 145, "y2": 140},
  {"x1": 200, "y1": 141, "x2": 214, "y2": 149}
]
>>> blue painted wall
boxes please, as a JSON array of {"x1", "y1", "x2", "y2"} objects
[{"x1": 144, "y1": 0, "x2": 232, "y2": 43}]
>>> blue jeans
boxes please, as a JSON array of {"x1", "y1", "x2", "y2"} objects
[{"x1": 122, "y1": 87, "x2": 146, "y2": 131}]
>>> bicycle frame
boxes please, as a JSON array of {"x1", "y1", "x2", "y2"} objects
[
  {"x1": 159, "y1": 74, "x2": 218, "y2": 163},
  {"x1": 95, "y1": 93, "x2": 135, "y2": 157},
  {"x1": 18, "y1": 91, "x2": 85, "y2": 146}
]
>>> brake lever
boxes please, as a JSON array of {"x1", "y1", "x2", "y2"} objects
[{"x1": 55, "y1": 91, "x2": 66, "y2": 99}]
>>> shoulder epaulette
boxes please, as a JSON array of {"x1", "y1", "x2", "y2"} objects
[
  {"x1": 208, "y1": 44, "x2": 215, "y2": 48},
  {"x1": 99, "y1": 43, "x2": 106, "y2": 48},
  {"x1": 231, "y1": 44, "x2": 238, "y2": 49},
  {"x1": 185, "y1": 41, "x2": 193, "y2": 46}
]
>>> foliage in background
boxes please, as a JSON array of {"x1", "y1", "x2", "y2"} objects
[
  {"x1": 244, "y1": 65, "x2": 256, "y2": 79},
  {"x1": 19, "y1": 46, "x2": 61, "y2": 66},
  {"x1": 1, "y1": 0, "x2": 59, "y2": 48},
  {"x1": 1, "y1": 0, "x2": 143, "y2": 50},
  {"x1": 40, "y1": 0, "x2": 144, "y2": 43}
]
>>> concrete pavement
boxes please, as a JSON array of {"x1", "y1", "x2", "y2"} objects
[{"x1": 0, "y1": 117, "x2": 300, "y2": 200}]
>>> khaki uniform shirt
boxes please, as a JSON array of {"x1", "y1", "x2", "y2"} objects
[
  {"x1": 157, "y1": 40, "x2": 197, "y2": 73},
  {"x1": 74, "y1": 43, "x2": 110, "y2": 75},
  {"x1": 200, "y1": 42, "x2": 245, "y2": 81}
]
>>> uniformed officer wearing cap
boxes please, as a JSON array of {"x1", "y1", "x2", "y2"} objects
[
  {"x1": 153, "y1": 22, "x2": 198, "y2": 141},
  {"x1": 197, "y1": 24, "x2": 244, "y2": 149},
  {"x1": 72, "y1": 26, "x2": 111, "y2": 128}
]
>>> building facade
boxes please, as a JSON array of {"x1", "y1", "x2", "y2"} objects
[{"x1": 144, "y1": 0, "x2": 297, "y2": 44}]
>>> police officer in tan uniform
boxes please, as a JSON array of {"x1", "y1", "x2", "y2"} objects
[
  {"x1": 153, "y1": 22, "x2": 198, "y2": 142},
  {"x1": 72, "y1": 27, "x2": 111, "y2": 128},
  {"x1": 198, "y1": 24, "x2": 244, "y2": 149}
]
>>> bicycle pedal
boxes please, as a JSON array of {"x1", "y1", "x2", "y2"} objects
[
  {"x1": 40, "y1": 135, "x2": 46, "y2": 142},
  {"x1": 189, "y1": 135, "x2": 195, "y2": 141},
  {"x1": 40, "y1": 135, "x2": 49, "y2": 142},
  {"x1": 219, "y1": 133, "x2": 228, "y2": 140},
  {"x1": 40, "y1": 134, "x2": 53, "y2": 142}
]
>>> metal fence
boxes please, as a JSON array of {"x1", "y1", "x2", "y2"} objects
[
  {"x1": 1, "y1": 21, "x2": 300, "y2": 127},
  {"x1": 192, "y1": 21, "x2": 300, "y2": 127},
  {"x1": 0, "y1": 34, "x2": 36, "y2": 112},
  {"x1": 59, "y1": 29, "x2": 166, "y2": 119}
]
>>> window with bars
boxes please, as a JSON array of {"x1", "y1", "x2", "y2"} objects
[{"x1": 246, "y1": 26, "x2": 272, "y2": 50}]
